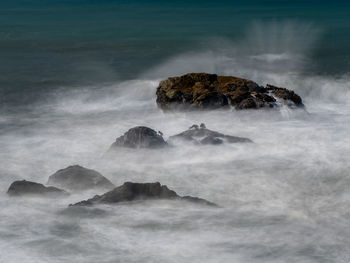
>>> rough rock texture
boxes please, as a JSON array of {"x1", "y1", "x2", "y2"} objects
[
  {"x1": 168, "y1": 123, "x2": 252, "y2": 145},
  {"x1": 71, "y1": 182, "x2": 217, "y2": 207},
  {"x1": 47, "y1": 165, "x2": 115, "y2": 191},
  {"x1": 7, "y1": 180, "x2": 68, "y2": 196},
  {"x1": 156, "y1": 73, "x2": 303, "y2": 110},
  {"x1": 110, "y1": 126, "x2": 167, "y2": 149},
  {"x1": 266, "y1": 84, "x2": 303, "y2": 106}
]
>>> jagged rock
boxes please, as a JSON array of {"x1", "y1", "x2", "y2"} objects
[
  {"x1": 236, "y1": 97, "x2": 258, "y2": 109},
  {"x1": 7, "y1": 180, "x2": 68, "y2": 196},
  {"x1": 168, "y1": 124, "x2": 252, "y2": 145},
  {"x1": 156, "y1": 73, "x2": 303, "y2": 110},
  {"x1": 70, "y1": 182, "x2": 217, "y2": 207},
  {"x1": 47, "y1": 165, "x2": 114, "y2": 191},
  {"x1": 266, "y1": 84, "x2": 303, "y2": 106},
  {"x1": 110, "y1": 126, "x2": 167, "y2": 149}
]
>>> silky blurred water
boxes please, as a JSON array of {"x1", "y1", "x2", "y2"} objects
[{"x1": 1, "y1": 1, "x2": 350, "y2": 262}]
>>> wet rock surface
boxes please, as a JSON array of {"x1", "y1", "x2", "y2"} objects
[
  {"x1": 156, "y1": 73, "x2": 303, "y2": 110},
  {"x1": 110, "y1": 126, "x2": 167, "y2": 149},
  {"x1": 266, "y1": 84, "x2": 303, "y2": 106},
  {"x1": 47, "y1": 165, "x2": 115, "y2": 191},
  {"x1": 7, "y1": 180, "x2": 68, "y2": 196},
  {"x1": 71, "y1": 182, "x2": 217, "y2": 207},
  {"x1": 168, "y1": 123, "x2": 252, "y2": 145}
]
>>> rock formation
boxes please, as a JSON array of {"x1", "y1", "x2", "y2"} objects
[
  {"x1": 168, "y1": 123, "x2": 252, "y2": 145},
  {"x1": 156, "y1": 73, "x2": 303, "y2": 110},
  {"x1": 71, "y1": 182, "x2": 217, "y2": 207},
  {"x1": 7, "y1": 180, "x2": 68, "y2": 196},
  {"x1": 109, "y1": 126, "x2": 167, "y2": 149},
  {"x1": 47, "y1": 165, "x2": 114, "y2": 191}
]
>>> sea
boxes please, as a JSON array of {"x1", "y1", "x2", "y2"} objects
[{"x1": 1, "y1": 1, "x2": 350, "y2": 262}]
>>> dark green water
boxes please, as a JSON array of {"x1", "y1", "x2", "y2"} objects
[{"x1": 1, "y1": 0, "x2": 350, "y2": 106}]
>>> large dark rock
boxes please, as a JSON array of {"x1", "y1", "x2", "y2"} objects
[
  {"x1": 110, "y1": 126, "x2": 167, "y2": 149},
  {"x1": 47, "y1": 165, "x2": 115, "y2": 192},
  {"x1": 71, "y1": 182, "x2": 217, "y2": 207},
  {"x1": 7, "y1": 180, "x2": 68, "y2": 197},
  {"x1": 168, "y1": 123, "x2": 252, "y2": 145},
  {"x1": 156, "y1": 73, "x2": 303, "y2": 110}
]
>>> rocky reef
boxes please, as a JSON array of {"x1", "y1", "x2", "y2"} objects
[
  {"x1": 108, "y1": 124, "x2": 251, "y2": 150},
  {"x1": 168, "y1": 123, "x2": 252, "y2": 145},
  {"x1": 156, "y1": 73, "x2": 303, "y2": 110},
  {"x1": 71, "y1": 182, "x2": 217, "y2": 207},
  {"x1": 7, "y1": 180, "x2": 68, "y2": 196},
  {"x1": 47, "y1": 165, "x2": 115, "y2": 192}
]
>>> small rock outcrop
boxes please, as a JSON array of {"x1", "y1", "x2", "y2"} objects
[
  {"x1": 47, "y1": 165, "x2": 115, "y2": 192},
  {"x1": 71, "y1": 182, "x2": 217, "y2": 207},
  {"x1": 168, "y1": 123, "x2": 252, "y2": 145},
  {"x1": 110, "y1": 126, "x2": 167, "y2": 149},
  {"x1": 266, "y1": 84, "x2": 302, "y2": 106},
  {"x1": 7, "y1": 180, "x2": 67, "y2": 196},
  {"x1": 156, "y1": 73, "x2": 303, "y2": 110}
]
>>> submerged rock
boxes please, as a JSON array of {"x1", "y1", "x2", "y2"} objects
[
  {"x1": 110, "y1": 126, "x2": 167, "y2": 149},
  {"x1": 168, "y1": 123, "x2": 252, "y2": 145},
  {"x1": 47, "y1": 165, "x2": 115, "y2": 192},
  {"x1": 156, "y1": 73, "x2": 303, "y2": 110},
  {"x1": 71, "y1": 182, "x2": 217, "y2": 207},
  {"x1": 7, "y1": 180, "x2": 68, "y2": 196}
]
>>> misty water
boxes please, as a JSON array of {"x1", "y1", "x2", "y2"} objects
[{"x1": 1, "y1": 1, "x2": 350, "y2": 262}]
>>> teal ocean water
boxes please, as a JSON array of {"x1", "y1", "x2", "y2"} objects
[
  {"x1": 1, "y1": 0, "x2": 350, "y2": 106},
  {"x1": 1, "y1": 2, "x2": 350, "y2": 263}
]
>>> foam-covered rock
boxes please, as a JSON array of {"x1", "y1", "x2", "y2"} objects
[
  {"x1": 47, "y1": 165, "x2": 114, "y2": 191},
  {"x1": 168, "y1": 123, "x2": 252, "y2": 145},
  {"x1": 71, "y1": 182, "x2": 217, "y2": 207},
  {"x1": 110, "y1": 126, "x2": 167, "y2": 149},
  {"x1": 7, "y1": 180, "x2": 68, "y2": 196}
]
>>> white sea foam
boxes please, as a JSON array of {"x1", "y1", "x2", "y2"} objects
[
  {"x1": 250, "y1": 53, "x2": 292, "y2": 62},
  {"x1": 1, "y1": 21, "x2": 350, "y2": 263}
]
